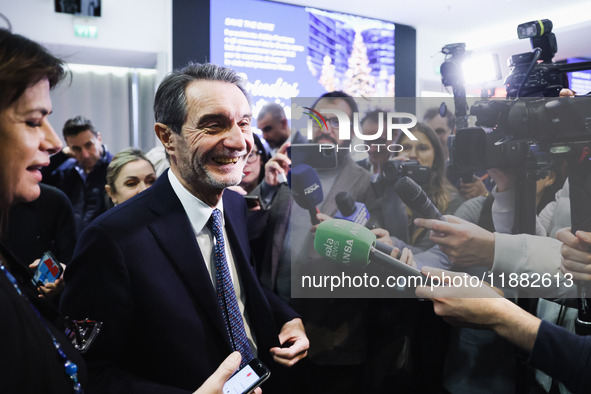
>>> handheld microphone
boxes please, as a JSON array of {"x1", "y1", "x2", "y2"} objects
[
  {"x1": 334, "y1": 191, "x2": 396, "y2": 257},
  {"x1": 394, "y1": 176, "x2": 446, "y2": 221},
  {"x1": 313, "y1": 219, "x2": 426, "y2": 280},
  {"x1": 335, "y1": 191, "x2": 370, "y2": 225},
  {"x1": 288, "y1": 164, "x2": 323, "y2": 225}
]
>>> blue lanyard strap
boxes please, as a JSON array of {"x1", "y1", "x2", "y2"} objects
[{"x1": 0, "y1": 264, "x2": 82, "y2": 393}]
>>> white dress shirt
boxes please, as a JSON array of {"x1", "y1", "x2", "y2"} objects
[{"x1": 168, "y1": 170, "x2": 257, "y2": 354}]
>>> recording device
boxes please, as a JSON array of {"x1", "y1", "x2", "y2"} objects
[
  {"x1": 504, "y1": 19, "x2": 591, "y2": 98},
  {"x1": 31, "y1": 251, "x2": 63, "y2": 287},
  {"x1": 394, "y1": 176, "x2": 446, "y2": 221},
  {"x1": 335, "y1": 191, "x2": 370, "y2": 224},
  {"x1": 223, "y1": 358, "x2": 270, "y2": 394},
  {"x1": 445, "y1": 19, "x2": 591, "y2": 334},
  {"x1": 288, "y1": 164, "x2": 323, "y2": 225},
  {"x1": 447, "y1": 19, "x2": 591, "y2": 175},
  {"x1": 334, "y1": 191, "x2": 396, "y2": 257},
  {"x1": 288, "y1": 143, "x2": 338, "y2": 169},
  {"x1": 371, "y1": 160, "x2": 431, "y2": 197},
  {"x1": 243, "y1": 195, "x2": 261, "y2": 209},
  {"x1": 313, "y1": 219, "x2": 427, "y2": 281}
]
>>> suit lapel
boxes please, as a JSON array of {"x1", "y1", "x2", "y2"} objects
[{"x1": 146, "y1": 173, "x2": 231, "y2": 347}]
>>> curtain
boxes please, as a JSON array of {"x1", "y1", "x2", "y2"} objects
[{"x1": 50, "y1": 65, "x2": 157, "y2": 156}]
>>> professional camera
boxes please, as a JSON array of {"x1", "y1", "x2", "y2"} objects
[
  {"x1": 450, "y1": 96, "x2": 591, "y2": 171},
  {"x1": 372, "y1": 160, "x2": 431, "y2": 197},
  {"x1": 504, "y1": 19, "x2": 566, "y2": 97},
  {"x1": 449, "y1": 19, "x2": 591, "y2": 172}
]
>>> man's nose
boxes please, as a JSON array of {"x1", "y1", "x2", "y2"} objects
[{"x1": 225, "y1": 123, "x2": 248, "y2": 151}]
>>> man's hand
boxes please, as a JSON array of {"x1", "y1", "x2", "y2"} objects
[
  {"x1": 371, "y1": 228, "x2": 393, "y2": 246},
  {"x1": 416, "y1": 267, "x2": 504, "y2": 327},
  {"x1": 414, "y1": 215, "x2": 495, "y2": 268},
  {"x1": 416, "y1": 267, "x2": 540, "y2": 351},
  {"x1": 557, "y1": 228, "x2": 591, "y2": 281},
  {"x1": 310, "y1": 212, "x2": 331, "y2": 232},
  {"x1": 264, "y1": 142, "x2": 291, "y2": 186},
  {"x1": 269, "y1": 318, "x2": 309, "y2": 367},
  {"x1": 460, "y1": 176, "x2": 488, "y2": 199},
  {"x1": 193, "y1": 352, "x2": 262, "y2": 394}
]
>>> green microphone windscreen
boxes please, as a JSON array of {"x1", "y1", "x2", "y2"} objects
[{"x1": 314, "y1": 219, "x2": 376, "y2": 266}]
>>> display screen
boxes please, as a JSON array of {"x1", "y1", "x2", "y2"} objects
[
  {"x1": 567, "y1": 57, "x2": 591, "y2": 95},
  {"x1": 211, "y1": 0, "x2": 395, "y2": 120},
  {"x1": 223, "y1": 364, "x2": 261, "y2": 394}
]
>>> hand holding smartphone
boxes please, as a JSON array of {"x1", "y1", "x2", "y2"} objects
[
  {"x1": 223, "y1": 358, "x2": 270, "y2": 394},
  {"x1": 31, "y1": 251, "x2": 63, "y2": 287}
]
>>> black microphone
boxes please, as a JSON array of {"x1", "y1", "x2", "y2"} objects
[
  {"x1": 288, "y1": 164, "x2": 323, "y2": 225},
  {"x1": 394, "y1": 176, "x2": 446, "y2": 221},
  {"x1": 313, "y1": 219, "x2": 427, "y2": 280},
  {"x1": 334, "y1": 191, "x2": 397, "y2": 257}
]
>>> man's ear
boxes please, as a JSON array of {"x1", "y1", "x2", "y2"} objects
[{"x1": 155, "y1": 123, "x2": 174, "y2": 155}]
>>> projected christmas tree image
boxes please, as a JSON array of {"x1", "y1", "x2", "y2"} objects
[{"x1": 344, "y1": 31, "x2": 376, "y2": 97}]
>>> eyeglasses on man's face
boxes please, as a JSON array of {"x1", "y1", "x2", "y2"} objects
[{"x1": 312, "y1": 117, "x2": 340, "y2": 130}]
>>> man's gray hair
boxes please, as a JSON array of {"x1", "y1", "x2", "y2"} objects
[
  {"x1": 154, "y1": 63, "x2": 250, "y2": 134},
  {"x1": 257, "y1": 102, "x2": 286, "y2": 123}
]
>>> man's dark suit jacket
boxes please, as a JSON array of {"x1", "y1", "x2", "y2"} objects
[{"x1": 60, "y1": 171, "x2": 299, "y2": 393}]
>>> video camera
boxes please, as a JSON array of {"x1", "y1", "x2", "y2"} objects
[
  {"x1": 448, "y1": 19, "x2": 591, "y2": 172},
  {"x1": 372, "y1": 160, "x2": 431, "y2": 197},
  {"x1": 448, "y1": 19, "x2": 591, "y2": 336}
]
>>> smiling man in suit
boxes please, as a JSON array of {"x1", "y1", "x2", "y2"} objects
[{"x1": 61, "y1": 63, "x2": 308, "y2": 393}]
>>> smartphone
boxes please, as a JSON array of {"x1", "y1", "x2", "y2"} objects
[
  {"x1": 31, "y1": 251, "x2": 63, "y2": 287},
  {"x1": 223, "y1": 358, "x2": 270, "y2": 394},
  {"x1": 288, "y1": 143, "x2": 338, "y2": 169},
  {"x1": 243, "y1": 195, "x2": 261, "y2": 209}
]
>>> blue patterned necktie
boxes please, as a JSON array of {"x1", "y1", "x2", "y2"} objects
[{"x1": 207, "y1": 208, "x2": 254, "y2": 367}]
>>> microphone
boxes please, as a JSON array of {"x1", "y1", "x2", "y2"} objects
[
  {"x1": 334, "y1": 191, "x2": 396, "y2": 257},
  {"x1": 335, "y1": 191, "x2": 370, "y2": 225},
  {"x1": 313, "y1": 219, "x2": 427, "y2": 280},
  {"x1": 288, "y1": 164, "x2": 323, "y2": 225},
  {"x1": 394, "y1": 176, "x2": 446, "y2": 221}
]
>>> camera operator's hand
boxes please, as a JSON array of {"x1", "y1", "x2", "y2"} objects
[
  {"x1": 559, "y1": 88, "x2": 576, "y2": 97},
  {"x1": 414, "y1": 215, "x2": 495, "y2": 268},
  {"x1": 460, "y1": 175, "x2": 488, "y2": 199},
  {"x1": 264, "y1": 141, "x2": 291, "y2": 187},
  {"x1": 557, "y1": 228, "x2": 591, "y2": 281}
]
